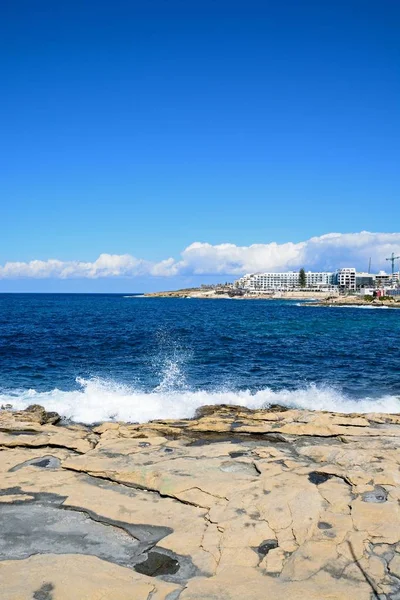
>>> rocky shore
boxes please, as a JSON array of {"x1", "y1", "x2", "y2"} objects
[
  {"x1": 315, "y1": 296, "x2": 400, "y2": 308},
  {"x1": 2, "y1": 403, "x2": 400, "y2": 599},
  {"x1": 144, "y1": 288, "x2": 333, "y2": 300}
]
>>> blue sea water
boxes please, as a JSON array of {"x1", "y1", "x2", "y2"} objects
[{"x1": 0, "y1": 294, "x2": 399, "y2": 423}]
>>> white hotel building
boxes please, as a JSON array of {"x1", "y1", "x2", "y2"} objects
[
  {"x1": 336, "y1": 268, "x2": 356, "y2": 291},
  {"x1": 235, "y1": 267, "x2": 400, "y2": 293},
  {"x1": 234, "y1": 271, "x2": 336, "y2": 292}
]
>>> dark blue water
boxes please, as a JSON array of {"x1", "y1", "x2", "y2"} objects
[{"x1": 1, "y1": 294, "x2": 399, "y2": 422}]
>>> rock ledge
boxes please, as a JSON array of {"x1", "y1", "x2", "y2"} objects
[{"x1": 2, "y1": 404, "x2": 400, "y2": 599}]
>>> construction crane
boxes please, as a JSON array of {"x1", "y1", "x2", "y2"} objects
[{"x1": 386, "y1": 252, "x2": 400, "y2": 276}]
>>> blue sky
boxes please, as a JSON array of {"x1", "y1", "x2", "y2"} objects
[{"x1": 1, "y1": 0, "x2": 400, "y2": 291}]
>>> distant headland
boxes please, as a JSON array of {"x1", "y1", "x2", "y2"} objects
[{"x1": 144, "y1": 265, "x2": 400, "y2": 305}]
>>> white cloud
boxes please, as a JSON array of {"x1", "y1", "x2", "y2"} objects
[
  {"x1": 149, "y1": 258, "x2": 180, "y2": 277},
  {"x1": 1, "y1": 232, "x2": 400, "y2": 279},
  {"x1": 178, "y1": 232, "x2": 400, "y2": 275},
  {"x1": 0, "y1": 254, "x2": 151, "y2": 280}
]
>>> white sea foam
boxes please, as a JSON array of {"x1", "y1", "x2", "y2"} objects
[
  {"x1": 1, "y1": 377, "x2": 399, "y2": 424},
  {"x1": 295, "y1": 302, "x2": 393, "y2": 309},
  {"x1": 325, "y1": 304, "x2": 392, "y2": 310}
]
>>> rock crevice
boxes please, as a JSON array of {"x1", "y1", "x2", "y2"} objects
[{"x1": 3, "y1": 404, "x2": 400, "y2": 599}]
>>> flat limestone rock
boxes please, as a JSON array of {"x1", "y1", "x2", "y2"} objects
[
  {"x1": 0, "y1": 408, "x2": 96, "y2": 453},
  {"x1": 2, "y1": 403, "x2": 400, "y2": 599},
  {"x1": 0, "y1": 404, "x2": 60, "y2": 426},
  {"x1": 0, "y1": 554, "x2": 181, "y2": 600}
]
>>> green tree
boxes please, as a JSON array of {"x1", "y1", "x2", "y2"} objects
[{"x1": 299, "y1": 268, "x2": 307, "y2": 288}]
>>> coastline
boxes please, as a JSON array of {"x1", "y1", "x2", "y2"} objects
[
  {"x1": 312, "y1": 296, "x2": 400, "y2": 308},
  {"x1": 144, "y1": 288, "x2": 335, "y2": 300},
  {"x1": 3, "y1": 403, "x2": 400, "y2": 599},
  {"x1": 144, "y1": 288, "x2": 400, "y2": 306}
]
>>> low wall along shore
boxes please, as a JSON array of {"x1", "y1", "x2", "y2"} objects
[{"x1": 2, "y1": 403, "x2": 400, "y2": 599}]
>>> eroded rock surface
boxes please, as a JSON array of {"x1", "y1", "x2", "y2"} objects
[{"x1": 2, "y1": 404, "x2": 400, "y2": 598}]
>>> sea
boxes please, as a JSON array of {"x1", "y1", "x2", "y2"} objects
[{"x1": 0, "y1": 293, "x2": 399, "y2": 424}]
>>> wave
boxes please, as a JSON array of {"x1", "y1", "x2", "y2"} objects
[
  {"x1": 353, "y1": 305, "x2": 391, "y2": 310},
  {"x1": 323, "y1": 304, "x2": 393, "y2": 310},
  {"x1": 294, "y1": 301, "x2": 318, "y2": 306},
  {"x1": 1, "y1": 378, "x2": 399, "y2": 424},
  {"x1": 295, "y1": 302, "x2": 393, "y2": 310}
]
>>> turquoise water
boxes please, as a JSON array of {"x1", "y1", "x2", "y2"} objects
[{"x1": 0, "y1": 294, "x2": 399, "y2": 422}]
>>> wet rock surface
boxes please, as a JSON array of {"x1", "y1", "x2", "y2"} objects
[{"x1": 3, "y1": 404, "x2": 400, "y2": 598}]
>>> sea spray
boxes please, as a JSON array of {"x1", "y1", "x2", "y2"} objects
[{"x1": 2, "y1": 378, "x2": 400, "y2": 424}]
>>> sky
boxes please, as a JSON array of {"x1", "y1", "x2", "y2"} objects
[{"x1": 1, "y1": 0, "x2": 400, "y2": 292}]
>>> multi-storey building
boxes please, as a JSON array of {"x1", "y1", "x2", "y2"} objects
[
  {"x1": 355, "y1": 272, "x2": 376, "y2": 288},
  {"x1": 354, "y1": 270, "x2": 399, "y2": 289},
  {"x1": 234, "y1": 271, "x2": 335, "y2": 291},
  {"x1": 374, "y1": 271, "x2": 399, "y2": 286},
  {"x1": 335, "y1": 268, "x2": 356, "y2": 291},
  {"x1": 235, "y1": 268, "x2": 400, "y2": 293}
]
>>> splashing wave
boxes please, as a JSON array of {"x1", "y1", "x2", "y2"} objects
[{"x1": 1, "y1": 377, "x2": 399, "y2": 424}]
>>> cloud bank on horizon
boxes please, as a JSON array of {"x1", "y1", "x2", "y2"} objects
[{"x1": 1, "y1": 232, "x2": 400, "y2": 279}]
